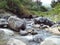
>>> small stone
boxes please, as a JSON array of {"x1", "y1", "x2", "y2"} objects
[
  {"x1": 33, "y1": 24, "x2": 40, "y2": 28},
  {"x1": 30, "y1": 30, "x2": 38, "y2": 35}
]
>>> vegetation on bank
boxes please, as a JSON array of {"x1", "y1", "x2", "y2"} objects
[
  {"x1": 0, "y1": 0, "x2": 31, "y2": 17},
  {"x1": 30, "y1": 2, "x2": 60, "y2": 22},
  {"x1": 0, "y1": 0, "x2": 60, "y2": 22}
]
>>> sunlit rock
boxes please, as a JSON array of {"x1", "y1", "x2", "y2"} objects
[
  {"x1": 40, "y1": 36, "x2": 60, "y2": 45},
  {"x1": 45, "y1": 27, "x2": 60, "y2": 35},
  {"x1": 33, "y1": 24, "x2": 40, "y2": 28},
  {"x1": 8, "y1": 16, "x2": 26, "y2": 32},
  {"x1": 7, "y1": 38, "x2": 26, "y2": 45},
  {"x1": 0, "y1": 28, "x2": 14, "y2": 45},
  {"x1": 0, "y1": 28, "x2": 14, "y2": 38}
]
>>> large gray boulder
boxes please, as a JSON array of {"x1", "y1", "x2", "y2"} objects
[
  {"x1": 0, "y1": 28, "x2": 14, "y2": 38},
  {"x1": 0, "y1": 28, "x2": 14, "y2": 45},
  {"x1": 40, "y1": 36, "x2": 60, "y2": 45},
  {"x1": 8, "y1": 16, "x2": 26, "y2": 32}
]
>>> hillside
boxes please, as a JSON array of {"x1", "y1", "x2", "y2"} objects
[{"x1": 0, "y1": 0, "x2": 32, "y2": 18}]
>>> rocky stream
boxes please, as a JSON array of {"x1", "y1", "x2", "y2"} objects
[{"x1": 0, "y1": 12, "x2": 60, "y2": 45}]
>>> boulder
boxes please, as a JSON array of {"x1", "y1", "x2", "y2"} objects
[
  {"x1": 8, "y1": 16, "x2": 26, "y2": 32},
  {"x1": 0, "y1": 19, "x2": 8, "y2": 28},
  {"x1": 7, "y1": 38, "x2": 26, "y2": 45},
  {"x1": 0, "y1": 28, "x2": 14, "y2": 45},
  {"x1": 45, "y1": 27, "x2": 60, "y2": 35},
  {"x1": 0, "y1": 28, "x2": 14, "y2": 38},
  {"x1": 34, "y1": 17, "x2": 55, "y2": 27},
  {"x1": 40, "y1": 36, "x2": 60, "y2": 45}
]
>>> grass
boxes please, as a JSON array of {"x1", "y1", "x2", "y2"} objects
[
  {"x1": 0, "y1": 0, "x2": 31, "y2": 16},
  {"x1": 30, "y1": 3, "x2": 60, "y2": 22}
]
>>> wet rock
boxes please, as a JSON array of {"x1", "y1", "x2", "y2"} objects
[
  {"x1": 26, "y1": 20, "x2": 34, "y2": 29},
  {"x1": 30, "y1": 29, "x2": 38, "y2": 35},
  {"x1": 26, "y1": 28, "x2": 33, "y2": 33},
  {"x1": 33, "y1": 24, "x2": 40, "y2": 28},
  {"x1": 0, "y1": 19, "x2": 8, "y2": 28},
  {"x1": 0, "y1": 28, "x2": 14, "y2": 38},
  {"x1": 34, "y1": 17, "x2": 55, "y2": 27},
  {"x1": 32, "y1": 24, "x2": 49, "y2": 29},
  {"x1": 40, "y1": 36, "x2": 60, "y2": 45},
  {"x1": 45, "y1": 27, "x2": 60, "y2": 35},
  {"x1": 26, "y1": 28, "x2": 38, "y2": 35},
  {"x1": 19, "y1": 30, "x2": 28, "y2": 36},
  {"x1": 8, "y1": 16, "x2": 26, "y2": 32},
  {"x1": 33, "y1": 34, "x2": 44, "y2": 43},
  {"x1": 0, "y1": 28, "x2": 14, "y2": 45},
  {"x1": 23, "y1": 35, "x2": 34, "y2": 42},
  {"x1": 40, "y1": 24, "x2": 49, "y2": 29},
  {"x1": 51, "y1": 24, "x2": 60, "y2": 28},
  {"x1": 7, "y1": 38, "x2": 26, "y2": 45}
]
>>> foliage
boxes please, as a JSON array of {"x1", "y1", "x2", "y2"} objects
[
  {"x1": 0, "y1": 0, "x2": 7, "y2": 9},
  {"x1": 51, "y1": 0, "x2": 57, "y2": 7},
  {"x1": 0, "y1": 0, "x2": 60, "y2": 22},
  {"x1": 36, "y1": 3, "x2": 60, "y2": 22},
  {"x1": 0, "y1": 0, "x2": 31, "y2": 17}
]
